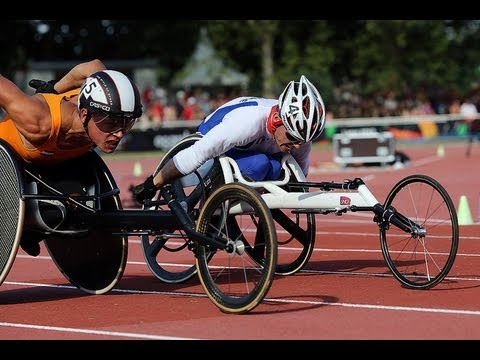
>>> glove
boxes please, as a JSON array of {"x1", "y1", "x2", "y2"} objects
[
  {"x1": 28, "y1": 79, "x2": 58, "y2": 94},
  {"x1": 131, "y1": 175, "x2": 158, "y2": 204}
]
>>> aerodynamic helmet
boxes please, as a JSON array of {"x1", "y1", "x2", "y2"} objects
[
  {"x1": 78, "y1": 69, "x2": 143, "y2": 119},
  {"x1": 278, "y1": 75, "x2": 326, "y2": 142}
]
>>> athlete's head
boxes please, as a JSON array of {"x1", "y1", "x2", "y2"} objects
[
  {"x1": 78, "y1": 69, "x2": 143, "y2": 134},
  {"x1": 78, "y1": 70, "x2": 143, "y2": 153},
  {"x1": 278, "y1": 75, "x2": 326, "y2": 143}
]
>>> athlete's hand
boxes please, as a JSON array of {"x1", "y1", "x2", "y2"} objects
[
  {"x1": 28, "y1": 79, "x2": 58, "y2": 94},
  {"x1": 131, "y1": 175, "x2": 158, "y2": 204}
]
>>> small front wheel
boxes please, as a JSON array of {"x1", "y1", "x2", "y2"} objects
[
  {"x1": 195, "y1": 183, "x2": 277, "y2": 314},
  {"x1": 380, "y1": 174, "x2": 459, "y2": 289}
]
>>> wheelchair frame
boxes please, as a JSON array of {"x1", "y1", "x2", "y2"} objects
[
  {"x1": 0, "y1": 139, "x2": 278, "y2": 314},
  {"x1": 219, "y1": 152, "x2": 459, "y2": 289},
  {"x1": 139, "y1": 132, "x2": 459, "y2": 290}
]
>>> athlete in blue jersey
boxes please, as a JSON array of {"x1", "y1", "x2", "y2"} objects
[{"x1": 132, "y1": 75, "x2": 326, "y2": 203}]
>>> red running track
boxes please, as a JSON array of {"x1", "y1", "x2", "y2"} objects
[{"x1": 1, "y1": 141, "x2": 480, "y2": 341}]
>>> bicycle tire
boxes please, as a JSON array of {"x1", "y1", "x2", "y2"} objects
[
  {"x1": 380, "y1": 174, "x2": 459, "y2": 289},
  {"x1": 195, "y1": 182, "x2": 277, "y2": 314},
  {"x1": 141, "y1": 133, "x2": 217, "y2": 283}
]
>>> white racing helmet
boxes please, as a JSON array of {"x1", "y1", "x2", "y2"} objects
[
  {"x1": 278, "y1": 75, "x2": 326, "y2": 142},
  {"x1": 78, "y1": 69, "x2": 143, "y2": 119}
]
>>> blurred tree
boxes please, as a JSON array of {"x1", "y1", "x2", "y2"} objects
[
  {"x1": 276, "y1": 20, "x2": 335, "y2": 103},
  {"x1": 3, "y1": 19, "x2": 480, "y2": 106},
  {"x1": 207, "y1": 20, "x2": 336, "y2": 99},
  {"x1": 350, "y1": 20, "x2": 459, "y2": 96},
  {"x1": 0, "y1": 21, "x2": 36, "y2": 77},
  {"x1": 445, "y1": 20, "x2": 480, "y2": 95},
  {"x1": 5, "y1": 20, "x2": 204, "y2": 83},
  {"x1": 207, "y1": 20, "x2": 263, "y2": 94}
]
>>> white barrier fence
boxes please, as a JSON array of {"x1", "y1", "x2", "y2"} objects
[{"x1": 122, "y1": 113, "x2": 476, "y2": 152}]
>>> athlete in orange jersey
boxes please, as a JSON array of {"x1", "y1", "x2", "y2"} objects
[
  {"x1": 0, "y1": 59, "x2": 142, "y2": 166},
  {"x1": 0, "y1": 59, "x2": 143, "y2": 255}
]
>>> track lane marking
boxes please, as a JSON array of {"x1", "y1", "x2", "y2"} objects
[
  {"x1": 0, "y1": 321, "x2": 199, "y2": 340},
  {"x1": 3, "y1": 277, "x2": 480, "y2": 318}
]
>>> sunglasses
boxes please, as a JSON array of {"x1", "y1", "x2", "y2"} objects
[
  {"x1": 285, "y1": 131, "x2": 303, "y2": 145},
  {"x1": 92, "y1": 114, "x2": 137, "y2": 134}
]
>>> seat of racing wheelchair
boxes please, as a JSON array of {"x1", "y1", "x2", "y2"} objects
[
  {"x1": 22, "y1": 161, "x2": 98, "y2": 236},
  {"x1": 23, "y1": 177, "x2": 88, "y2": 235},
  {"x1": 218, "y1": 153, "x2": 307, "y2": 190}
]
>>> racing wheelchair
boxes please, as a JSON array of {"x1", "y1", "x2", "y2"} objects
[
  {"x1": 0, "y1": 139, "x2": 277, "y2": 314},
  {"x1": 141, "y1": 133, "x2": 459, "y2": 290}
]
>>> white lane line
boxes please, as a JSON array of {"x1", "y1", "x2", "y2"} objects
[
  {"x1": 0, "y1": 322, "x2": 198, "y2": 340},
  {"x1": 3, "y1": 281, "x2": 206, "y2": 298},
  {"x1": 263, "y1": 298, "x2": 480, "y2": 316},
  {"x1": 299, "y1": 268, "x2": 480, "y2": 282},
  {"x1": 412, "y1": 155, "x2": 443, "y2": 167},
  {"x1": 3, "y1": 278, "x2": 480, "y2": 318}
]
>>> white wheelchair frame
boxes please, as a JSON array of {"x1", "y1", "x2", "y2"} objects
[
  {"x1": 218, "y1": 153, "x2": 379, "y2": 214},
  {"x1": 210, "y1": 151, "x2": 458, "y2": 290},
  {"x1": 143, "y1": 133, "x2": 458, "y2": 290}
]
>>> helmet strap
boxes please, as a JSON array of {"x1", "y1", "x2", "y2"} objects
[
  {"x1": 81, "y1": 109, "x2": 95, "y2": 144},
  {"x1": 80, "y1": 109, "x2": 91, "y2": 131},
  {"x1": 266, "y1": 105, "x2": 283, "y2": 136}
]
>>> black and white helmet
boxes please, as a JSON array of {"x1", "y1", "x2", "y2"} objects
[
  {"x1": 78, "y1": 70, "x2": 143, "y2": 119},
  {"x1": 278, "y1": 75, "x2": 326, "y2": 142}
]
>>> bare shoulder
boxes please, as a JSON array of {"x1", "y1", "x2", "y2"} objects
[
  {"x1": 9, "y1": 93, "x2": 50, "y2": 124},
  {"x1": 5, "y1": 94, "x2": 53, "y2": 146}
]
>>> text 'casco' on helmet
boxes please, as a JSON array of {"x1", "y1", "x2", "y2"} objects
[
  {"x1": 278, "y1": 75, "x2": 326, "y2": 143},
  {"x1": 78, "y1": 69, "x2": 143, "y2": 119}
]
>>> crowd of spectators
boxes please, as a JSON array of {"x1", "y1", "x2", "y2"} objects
[
  {"x1": 135, "y1": 86, "x2": 246, "y2": 130},
  {"x1": 132, "y1": 82, "x2": 480, "y2": 131},
  {"x1": 329, "y1": 82, "x2": 480, "y2": 120}
]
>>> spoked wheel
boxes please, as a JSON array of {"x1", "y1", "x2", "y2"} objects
[
  {"x1": 219, "y1": 158, "x2": 315, "y2": 276},
  {"x1": 195, "y1": 183, "x2": 277, "y2": 314},
  {"x1": 380, "y1": 174, "x2": 459, "y2": 289},
  {"x1": 272, "y1": 179, "x2": 316, "y2": 276},
  {"x1": 141, "y1": 133, "x2": 221, "y2": 283}
]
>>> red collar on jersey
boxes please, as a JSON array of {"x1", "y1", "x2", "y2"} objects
[{"x1": 266, "y1": 105, "x2": 282, "y2": 136}]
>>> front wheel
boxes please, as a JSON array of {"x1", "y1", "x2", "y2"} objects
[
  {"x1": 380, "y1": 174, "x2": 459, "y2": 289},
  {"x1": 195, "y1": 183, "x2": 277, "y2": 314}
]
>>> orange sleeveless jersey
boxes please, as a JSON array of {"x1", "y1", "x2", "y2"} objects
[{"x1": 0, "y1": 89, "x2": 93, "y2": 166}]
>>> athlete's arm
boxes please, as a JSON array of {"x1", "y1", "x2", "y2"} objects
[
  {"x1": 152, "y1": 118, "x2": 254, "y2": 188},
  {"x1": 133, "y1": 107, "x2": 262, "y2": 203},
  {"x1": 132, "y1": 158, "x2": 184, "y2": 203},
  {"x1": 152, "y1": 158, "x2": 184, "y2": 188},
  {"x1": 53, "y1": 59, "x2": 106, "y2": 93},
  {"x1": 0, "y1": 74, "x2": 51, "y2": 144}
]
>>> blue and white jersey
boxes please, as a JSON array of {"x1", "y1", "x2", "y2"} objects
[{"x1": 172, "y1": 96, "x2": 311, "y2": 176}]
